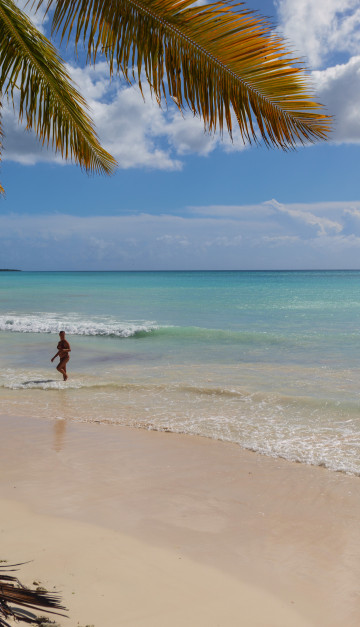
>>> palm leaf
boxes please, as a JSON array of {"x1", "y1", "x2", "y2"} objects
[
  {"x1": 37, "y1": 0, "x2": 331, "y2": 148},
  {"x1": 0, "y1": 563, "x2": 67, "y2": 626},
  {"x1": 0, "y1": 0, "x2": 117, "y2": 178},
  {"x1": 0, "y1": 108, "x2": 4, "y2": 195}
]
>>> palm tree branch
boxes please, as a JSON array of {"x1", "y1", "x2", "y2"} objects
[
  {"x1": 0, "y1": 0, "x2": 116, "y2": 173},
  {"x1": 37, "y1": 0, "x2": 331, "y2": 148},
  {"x1": 0, "y1": 107, "x2": 4, "y2": 195},
  {"x1": 0, "y1": 563, "x2": 67, "y2": 626}
]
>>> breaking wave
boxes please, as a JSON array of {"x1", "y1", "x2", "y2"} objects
[
  {"x1": 0, "y1": 312, "x2": 305, "y2": 347},
  {"x1": 0, "y1": 314, "x2": 159, "y2": 338}
]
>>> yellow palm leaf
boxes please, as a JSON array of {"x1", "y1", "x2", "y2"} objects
[
  {"x1": 0, "y1": 108, "x2": 4, "y2": 195},
  {"x1": 39, "y1": 0, "x2": 331, "y2": 148},
  {"x1": 0, "y1": 0, "x2": 117, "y2": 190}
]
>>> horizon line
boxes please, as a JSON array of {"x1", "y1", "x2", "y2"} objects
[{"x1": 5, "y1": 269, "x2": 360, "y2": 273}]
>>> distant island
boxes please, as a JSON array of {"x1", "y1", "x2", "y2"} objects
[{"x1": 0, "y1": 269, "x2": 21, "y2": 272}]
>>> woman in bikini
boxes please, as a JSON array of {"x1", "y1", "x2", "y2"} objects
[{"x1": 51, "y1": 331, "x2": 71, "y2": 381}]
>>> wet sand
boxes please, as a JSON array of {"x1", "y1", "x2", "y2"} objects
[{"x1": 1, "y1": 414, "x2": 360, "y2": 626}]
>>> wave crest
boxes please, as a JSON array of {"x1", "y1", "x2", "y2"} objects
[{"x1": 0, "y1": 314, "x2": 159, "y2": 337}]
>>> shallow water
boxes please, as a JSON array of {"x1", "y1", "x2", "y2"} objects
[{"x1": 1, "y1": 270, "x2": 360, "y2": 474}]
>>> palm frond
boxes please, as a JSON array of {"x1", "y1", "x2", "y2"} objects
[
  {"x1": 0, "y1": 562, "x2": 67, "y2": 626},
  {"x1": 0, "y1": 107, "x2": 4, "y2": 195},
  {"x1": 0, "y1": 0, "x2": 117, "y2": 174},
  {"x1": 38, "y1": 0, "x2": 331, "y2": 148}
]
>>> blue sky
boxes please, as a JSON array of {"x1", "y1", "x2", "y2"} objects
[{"x1": 1, "y1": 0, "x2": 360, "y2": 270}]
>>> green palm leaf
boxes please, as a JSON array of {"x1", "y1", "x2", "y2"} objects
[
  {"x1": 39, "y1": 0, "x2": 331, "y2": 148},
  {"x1": 0, "y1": 0, "x2": 116, "y2": 184}
]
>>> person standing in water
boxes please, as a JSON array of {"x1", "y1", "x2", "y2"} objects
[{"x1": 51, "y1": 331, "x2": 71, "y2": 381}]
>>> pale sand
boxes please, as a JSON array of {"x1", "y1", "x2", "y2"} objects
[{"x1": 1, "y1": 414, "x2": 360, "y2": 627}]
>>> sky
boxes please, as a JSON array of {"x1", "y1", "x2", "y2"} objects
[{"x1": 1, "y1": 0, "x2": 360, "y2": 270}]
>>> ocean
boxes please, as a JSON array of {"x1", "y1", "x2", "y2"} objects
[{"x1": 1, "y1": 270, "x2": 360, "y2": 475}]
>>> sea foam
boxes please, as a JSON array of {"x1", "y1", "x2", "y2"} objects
[{"x1": 0, "y1": 314, "x2": 158, "y2": 337}]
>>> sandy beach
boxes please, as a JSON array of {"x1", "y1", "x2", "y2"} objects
[{"x1": 1, "y1": 413, "x2": 360, "y2": 626}]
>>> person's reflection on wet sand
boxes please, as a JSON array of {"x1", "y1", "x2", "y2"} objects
[{"x1": 53, "y1": 418, "x2": 67, "y2": 452}]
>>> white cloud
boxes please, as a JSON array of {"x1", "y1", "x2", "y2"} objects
[
  {"x1": 344, "y1": 206, "x2": 360, "y2": 219},
  {"x1": 14, "y1": 0, "x2": 49, "y2": 33},
  {"x1": 262, "y1": 235, "x2": 300, "y2": 243},
  {"x1": 266, "y1": 199, "x2": 343, "y2": 236},
  {"x1": 0, "y1": 212, "x2": 247, "y2": 270},
  {"x1": 313, "y1": 56, "x2": 360, "y2": 142},
  {"x1": 161, "y1": 112, "x2": 216, "y2": 156},
  {"x1": 3, "y1": 199, "x2": 360, "y2": 270},
  {"x1": 190, "y1": 203, "x2": 278, "y2": 218},
  {"x1": 310, "y1": 233, "x2": 360, "y2": 252},
  {"x1": 2, "y1": 59, "x2": 242, "y2": 169},
  {"x1": 156, "y1": 234, "x2": 190, "y2": 246},
  {"x1": 275, "y1": 2, "x2": 360, "y2": 144},
  {"x1": 203, "y1": 235, "x2": 243, "y2": 247},
  {"x1": 276, "y1": 0, "x2": 360, "y2": 68},
  {"x1": 279, "y1": 201, "x2": 360, "y2": 214},
  {"x1": 190, "y1": 200, "x2": 360, "y2": 219}
]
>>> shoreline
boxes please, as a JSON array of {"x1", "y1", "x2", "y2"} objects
[
  {"x1": 1, "y1": 395, "x2": 358, "y2": 477},
  {"x1": 1, "y1": 413, "x2": 360, "y2": 626}
]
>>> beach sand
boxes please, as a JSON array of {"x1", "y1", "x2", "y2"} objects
[{"x1": 1, "y1": 414, "x2": 360, "y2": 626}]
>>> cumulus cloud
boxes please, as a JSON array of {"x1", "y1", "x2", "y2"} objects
[
  {"x1": 2, "y1": 199, "x2": 360, "y2": 270},
  {"x1": 274, "y1": 1, "x2": 360, "y2": 143},
  {"x1": 313, "y1": 56, "x2": 360, "y2": 142},
  {"x1": 2, "y1": 58, "x2": 243, "y2": 169},
  {"x1": 276, "y1": 0, "x2": 360, "y2": 68}
]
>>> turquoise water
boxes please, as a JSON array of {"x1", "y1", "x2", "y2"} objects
[{"x1": 1, "y1": 270, "x2": 360, "y2": 474}]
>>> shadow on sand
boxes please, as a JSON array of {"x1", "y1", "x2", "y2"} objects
[{"x1": 22, "y1": 379, "x2": 56, "y2": 385}]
